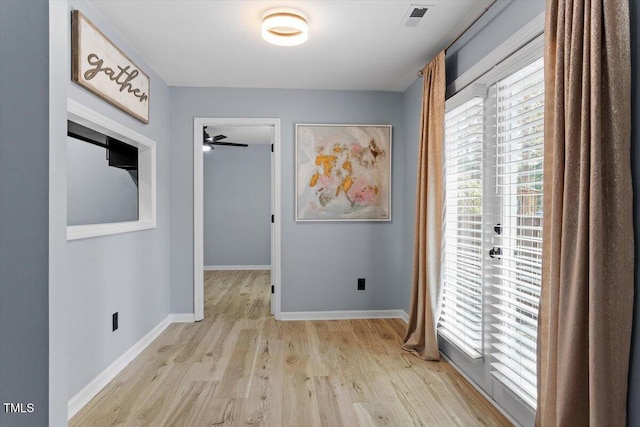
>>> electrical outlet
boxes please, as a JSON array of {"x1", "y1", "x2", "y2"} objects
[
  {"x1": 357, "y1": 278, "x2": 365, "y2": 290},
  {"x1": 112, "y1": 312, "x2": 118, "y2": 331}
]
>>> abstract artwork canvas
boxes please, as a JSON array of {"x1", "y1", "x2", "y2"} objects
[{"x1": 296, "y1": 124, "x2": 392, "y2": 221}]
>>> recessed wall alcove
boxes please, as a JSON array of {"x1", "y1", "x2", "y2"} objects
[{"x1": 66, "y1": 99, "x2": 156, "y2": 240}]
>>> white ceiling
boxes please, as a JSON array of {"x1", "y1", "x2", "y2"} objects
[
  {"x1": 207, "y1": 126, "x2": 272, "y2": 146},
  {"x1": 89, "y1": 0, "x2": 492, "y2": 92}
]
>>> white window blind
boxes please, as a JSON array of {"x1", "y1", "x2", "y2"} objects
[
  {"x1": 490, "y1": 57, "x2": 544, "y2": 409},
  {"x1": 439, "y1": 98, "x2": 484, "y2": 359}
]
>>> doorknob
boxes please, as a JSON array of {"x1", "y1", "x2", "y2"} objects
[{"x1": 489, "y1": 247, "x2": 502, "y2": 258}]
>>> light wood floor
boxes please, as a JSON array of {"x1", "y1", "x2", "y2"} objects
[{"x1": 71, "y1": 270, "x2": 511, "y2": 426}]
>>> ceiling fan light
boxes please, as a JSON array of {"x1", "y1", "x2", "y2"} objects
[
  {"x1": 202, "y1": 144, "x2": 212, "y2": 152},
  {"x1": 262, "y1": 10, "x2": 308, "y2": 46}
]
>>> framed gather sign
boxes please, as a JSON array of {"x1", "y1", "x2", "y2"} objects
[{"x1": 71, "y1": 10, "x2": 150, "y2": 124}]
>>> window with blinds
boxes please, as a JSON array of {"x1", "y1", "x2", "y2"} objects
[
  {"x1": 490, "y1": 57, "x2": 544, "y2": 409},
  {"x1": 440, "y1": 54, "x2": 544, "y2": 413},
  {"x1": 439, "y1": 98, "x2": 484, "y2": 359}
]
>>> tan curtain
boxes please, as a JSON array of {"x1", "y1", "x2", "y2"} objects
[
  {"x1": 403, "y1": 51, "x2": 446, "y2": 361},
  {"x1": 537, "y1": 0, "x2": 633, "y2": 425}
]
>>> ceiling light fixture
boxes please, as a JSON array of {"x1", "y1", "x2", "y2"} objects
[{"x1": 262, "y1": 9, "x2": 308, "y2": 46}]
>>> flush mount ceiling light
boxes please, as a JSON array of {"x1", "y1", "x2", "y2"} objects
[{"x1": 262, "y1": 9, "x2": 308, "y2": 46}]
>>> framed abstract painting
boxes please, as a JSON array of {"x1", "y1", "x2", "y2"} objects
[{"x1": 296, "y1": 124, "x2": 392, "y2": 221}]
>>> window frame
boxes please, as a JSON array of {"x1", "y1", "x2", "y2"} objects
[
  {"x1": 438, "y1": 26, "x2": 545, "y2": 427},
  {"x1": 66, "y1": 98, "x2": 156, "y2": 240}
]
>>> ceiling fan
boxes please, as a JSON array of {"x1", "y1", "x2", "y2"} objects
[{"x1": 203, "y1": 127, "x2": 248, "y2": 151}]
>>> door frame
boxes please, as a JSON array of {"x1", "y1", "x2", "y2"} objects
[{"x1": 193, "y1": 117, "x2": 282, "y2": 320}]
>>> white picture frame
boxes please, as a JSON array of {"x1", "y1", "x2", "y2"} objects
[{"x1": 296, "y1": 124, "x2": 392, "y2": 222}]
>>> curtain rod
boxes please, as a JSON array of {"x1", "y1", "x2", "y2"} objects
[{"x1": 417, "y1": 0, "x2": 498, "y2": 77}]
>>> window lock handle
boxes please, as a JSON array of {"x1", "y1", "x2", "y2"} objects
[{"x1": 489, "y1": 247, "x2": 502, "y2": 259}]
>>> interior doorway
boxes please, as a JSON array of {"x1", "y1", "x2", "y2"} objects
[{"x1": 193, "y1": 118, "x2": 281, "y2": 320}]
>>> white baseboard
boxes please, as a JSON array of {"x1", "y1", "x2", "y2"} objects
[
  {"x1": 169, "y1": 313, "x2": 196, "y2": 323},
  {"x1": 280, "y1": 309, "x2": 407, "y2": 321},
  {"x1": 204, "y1": 265, "x2": 270, "y2": 271},
  {"x1": 399, "y1": 310, "x2": 409, "y2": 323},
  {"x1": 68, "y1": 313, "x2": 195, "y2": 420}
]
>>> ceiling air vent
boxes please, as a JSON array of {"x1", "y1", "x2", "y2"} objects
[{"x1": 401, "y1": 5, "x2": 430, "y2": 27}]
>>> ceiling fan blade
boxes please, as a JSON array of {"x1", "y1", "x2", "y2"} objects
[
  {"x1": 202, "y1": 128, "x2": 227, "y2": 142},
  {"x1": 211, "y1": 142, "x2": 249, "y2": 147}
]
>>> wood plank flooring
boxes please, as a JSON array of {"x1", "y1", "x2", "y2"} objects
[{"x1": 71, "y1": 270, "x2": 512, "y2": 426}]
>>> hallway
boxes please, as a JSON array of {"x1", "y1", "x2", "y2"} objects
[{"x1": 71, "y1": 270, "x2": 510, "y2": 426}]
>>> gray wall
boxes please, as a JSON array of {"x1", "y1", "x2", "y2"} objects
[
  {"x1": 445, "y1": 0, "x2": 546, "y2": 85},
  {"x1": 204, "y1": 145, "x2": 271, "y2": 266},
  {"x1": 0, "y1": 1, "x2": 50, "y2": 425},
  {"x1": 63, "y1": 0, "x2": 172, "y2": 401},
  {"x1": 626, "y1": 0, "x2": 640, "y2": 424},
  {"x1": 67, "y1": 137, "x2": 139, "y2": 226},
  {"x1": 401, "y1": 78, "x2": 423, "y2": 313},
  {"x1": 170, "y1": 88, "x2": 405, "y2": 313}
]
